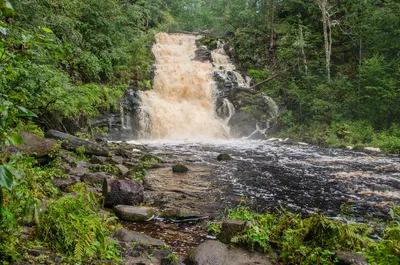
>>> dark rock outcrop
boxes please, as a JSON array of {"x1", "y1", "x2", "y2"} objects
[{"x1": 194, "y1": 47, "x2": 212, "y2": 62}]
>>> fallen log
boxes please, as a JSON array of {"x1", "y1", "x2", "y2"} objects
[
  {"x1": 45, "y1": 129, "x2": 110, "y2": 157},
  {"x1": 103, "y1": 178, "x2": 144, "y2": 208},
  {"x1": 250, "y1": 74, "x2": 280, "y2": 90}
]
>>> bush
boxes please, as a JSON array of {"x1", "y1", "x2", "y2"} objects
[
  {"x1": 37, "y1": 184, "x2": 119, "y2": 262},
  {"x1": 228, "y1": 206, "x2": 373, "y2": 265}
]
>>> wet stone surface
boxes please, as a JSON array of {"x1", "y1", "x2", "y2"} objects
[
  {"x1": 138, "y1": 139, "x2": 400, "y2": 220},
  {"x1": 124, "y1": 221, "x2": 209, "y2": 255}
]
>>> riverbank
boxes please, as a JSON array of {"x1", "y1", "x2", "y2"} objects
[{"x1": 1, "y1": 131, "x2": 399, "y2": 264}]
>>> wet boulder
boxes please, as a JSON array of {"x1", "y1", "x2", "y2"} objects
[
  {"x1": 194, "y1": 47, "x2": 212, "y2": 62},
  {"x1": 114, "y1": 205, "x2": 154, "y2": 222},
  {"x1": 172, "y1": 164, "x2": 189, "y2": 173},
  {"x1": 217, "y1": 153, "x2": 232, "y2": 161},
  {"x1": 103, "y1": 179, "x2": 144, "y2": 208},
  {"x1": 217, "y1": 219, "x2": 247, "y2": 244},
  {"x1": 184, "y1": 240, "x2": 272, "y2": 265}
]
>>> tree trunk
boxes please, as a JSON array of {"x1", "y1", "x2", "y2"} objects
[
  {"x1": 268, "y1": 0, "x2": 276, "y2": 69},
  {"x1": 299, "y1": 24, "x2": 308, "y2": 73},
  {"x1": 103, "y1": 178, "x2": 144, "y2": 208},
  {"x1": 318, "y1": 0, "x2": 332, "y2": 82},
  {"x1": 45, "y1": 129, "x2": 110, "y2": 157}
]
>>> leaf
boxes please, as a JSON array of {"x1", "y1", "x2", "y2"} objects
[
  {"x1": 0, "y1": 25, "x2": 6, "y2": 36},
  {"x1": 41, "y1": 27, "x2": 53, "y2": 34},
  {"x1": 16, "y1": 106, "x2": 37, "y2": 117},
  {"x1": 9, "y1": 134, "x2": 23, "y2": 146},
  {"x1": 0, "y1": 166, "x2": 14, "y2": 190}
]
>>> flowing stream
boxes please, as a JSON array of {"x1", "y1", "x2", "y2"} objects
[{"x1": 133, "y1": 33, "x2": 400, "y2": 220}]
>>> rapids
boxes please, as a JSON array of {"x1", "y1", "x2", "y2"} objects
[
  {"x1": 137, "y1": 139, "x2": 400, "y2": 220},
  {"x1": 133, "y1": 33, "x2": 400, "y2": 220}
]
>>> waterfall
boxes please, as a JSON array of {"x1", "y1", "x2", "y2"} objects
[{"x1": 139, "y1": 33, "x2": 229, "y2": 140}]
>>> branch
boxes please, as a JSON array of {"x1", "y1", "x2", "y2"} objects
[{"x1": 250, "y1": 74, "x2": 280, "y2": 90}]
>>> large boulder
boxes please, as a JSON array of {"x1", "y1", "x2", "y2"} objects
[
  {"x1": 103, "y1": 179, "x2": 144, "y2": 208},
  {"x1": 184, "y1": 240, "x2": 272, "y2": 265},
  {"x1": 114, "y1": 205, "x2": 154, "y2": 222},
  {"x1": 8, "y1": 132, "x2": 58, "y2": 158}
]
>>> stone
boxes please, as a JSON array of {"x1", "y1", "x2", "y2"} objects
[
  {"x1": 184, "y1": 240, "x2": 272, "y2": 265},
  {"x1": 116, "y1": 164, "x2": 129, "y2": 176},
  {"x1": 82, "y1": 172, "x2": 108, "y2": 185},
  {"x1": 7, "y1": 131, "x2": 58, "y2": 158},
  {"x1": 103, "y1": 179, "x2": 144, "y2": 207},
  {"x1": 217, "y1": 153, "x2": 232, "y2": 161},
  {"x1": 51, "y1": 176, "x2": 80, "y2": 191},
  {"x1": 217, "y1": 219, "x2": 247, "y2": 244},
  {"x1": 160, "y1": 207, "x2": 200, "y2": 219},
  {"x1": 172, "y1": 164, "x2": 189, "y2": 173},
  {"x1": 114, "y1": 205, "x2": 155, "y2": 222},
  {"x1": 194, "y1": 47, "x2": 212, "y2": 62},
  {"x1": 69, "y1": 165, "x2": 91, "y2": 178},
  {"x1": 112, "y1": 228, "x2": 166, "y2": 247},
  {"x1": 110, "y1": 156, "x2": 124, "y2": 165},
  {"x1": 90, "y1": 156, "x2": 108, "y2": 165},
  {"x1": 335, "y1": 251, "x2": 368, "y2": 265}
]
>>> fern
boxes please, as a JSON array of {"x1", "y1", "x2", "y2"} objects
[{"x1": 37, "y1": 184, "x2": 120, "y2": 262}]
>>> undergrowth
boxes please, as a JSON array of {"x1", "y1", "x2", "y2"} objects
[
  {"x1": 37, "y1": 183, "x2": 120, "y2": 262},
  {"x1": 226, "y1": 205, "x2": 400, "y2": 265},
  {"x1": 280, "y1": 120, "x2": 400, "y2": 154}
]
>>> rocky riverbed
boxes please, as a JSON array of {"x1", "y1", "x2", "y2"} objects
[{"x1": 10, "y1": 131, "x2": 400, "y2": 264}]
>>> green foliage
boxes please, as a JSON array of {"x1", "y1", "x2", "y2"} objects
[
  {"x1": 207, "y1": 222, "x2": 221, "y2": 236},
  {"x1": 89, "y1": 164, "x2": 119, "y2": 175},
  {"x1": 166, "y1": 253, "x2": 179, "y2": 265},
  {"x1": 228, "y1": 206, "x2": 373, "y2": 265},
  {"x1": 366, "y1": 206, "x2": 400, "y2": 265},
  {"x1": 37, "y1": 184, "x2": 119, "y2": 262},
  {"x1": 0, "y1": 154, "x2": 62, "y2": 261}
]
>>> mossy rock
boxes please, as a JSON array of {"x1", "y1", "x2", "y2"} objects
[
  {"x1": 217, "y1": 153, "x2": 232, "y2": 161},
  {"x1": 172, "y1": 164, "x2": 189, "y2": 173},
  {"x1": 140, "y1": 154, "x2": 162, "y2": 163}
]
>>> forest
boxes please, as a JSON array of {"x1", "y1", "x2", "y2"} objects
[{"x1": 1, "y1": 0, "x2": 400, "y2": 264}]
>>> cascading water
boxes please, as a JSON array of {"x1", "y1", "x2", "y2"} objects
[{"x1": 139, "y1": 33, "x2": 229, "y2": 140}]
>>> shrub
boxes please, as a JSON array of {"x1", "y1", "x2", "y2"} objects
[{"x1": 37, "y1": 184, "x2": 119, "y2": 262}]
